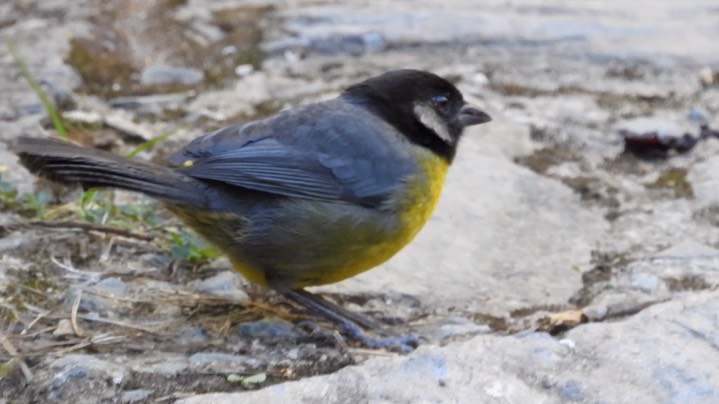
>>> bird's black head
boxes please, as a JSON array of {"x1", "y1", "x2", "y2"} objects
[{"x1": 342, "y1": 69, "x2": 491, "y2": 162}]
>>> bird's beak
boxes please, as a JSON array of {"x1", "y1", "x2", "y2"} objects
[{"x1": 458, "y1": 104, "x2": 492, "y2": 127}]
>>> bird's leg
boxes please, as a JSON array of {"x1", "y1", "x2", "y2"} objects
[
  {"x1": 284, "y1": 289, "x2": 419, "y2": 353},
  {"x1": 288, "y1": 289, "x2": 390, "y2": 332}
]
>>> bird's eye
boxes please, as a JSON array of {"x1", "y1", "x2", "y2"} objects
[{"x1": 430, "y1": 95, "x2": 449, "y2": 112}]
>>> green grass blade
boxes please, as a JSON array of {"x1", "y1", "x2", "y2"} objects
[
  {"x1": 7, "y1": 41, "x2": 69, "y2": 139},
  {"x1": 126, "y1": 126, "x2": 182, "y2": 158}
]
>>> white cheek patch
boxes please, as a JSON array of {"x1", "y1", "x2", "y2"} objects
[{"x1": 413, "y1": 103, "x2": 453, "y2": 144}]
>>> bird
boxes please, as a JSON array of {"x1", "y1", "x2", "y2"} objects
[{"x1": 12, "y1": 69, "x2": 491, "y2": 351}]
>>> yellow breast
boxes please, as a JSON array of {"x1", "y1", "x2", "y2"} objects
[
  {"x1": 395, "y1": 149, "x2": 449, "y2": 249},
  {"x1": 305, "y1": 148, "x2": 449, "y2": 286}
]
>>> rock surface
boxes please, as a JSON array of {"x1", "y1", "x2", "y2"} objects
[{"x1": 179, "y1": 291, "x2": 719, "y2": 404}]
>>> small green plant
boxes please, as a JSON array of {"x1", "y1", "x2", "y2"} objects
[
  {"x1": 0, "y1": 359, "x2": 19, "y2": 378},
  {"x1": 166, "y1": 230, "x2": 220, "y2": 264},
  {"x1": 227, "y1": 372, "x2": 267, "y2": 388},
  {"x1": 0, "y1": 174, "x2": 50, "y2": 218},
  {"x1": 79, "y1": 188, "x2": 108, "y2": 223}
]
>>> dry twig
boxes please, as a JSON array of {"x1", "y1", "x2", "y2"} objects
[
  {"x1": 3, "y1": 220, "x2": 153, "y2": 241},
  {"x1": 70, "y1": 291, "x2": 87, "y2": 338}
]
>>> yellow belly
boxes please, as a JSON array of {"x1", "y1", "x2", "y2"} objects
[{"x1": 281, "y1": 149, "x2": 449, "y2": 288}]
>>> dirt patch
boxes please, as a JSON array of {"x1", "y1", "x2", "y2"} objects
[
  {"x1": 66, "y1": 2, "x2": 270, "y2": 98},
  {"x1": 664, "y1": 275, "x2": 713, "y2": 292},
  {"x1": 647, "y1": 167, "x2": 694, "y2": 199}
]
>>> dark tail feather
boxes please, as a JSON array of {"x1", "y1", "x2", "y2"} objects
[{"x1": 12, "y1": 136, "x2": 207, "y2": 206}]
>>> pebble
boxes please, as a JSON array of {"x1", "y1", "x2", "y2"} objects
[
  {"x1": 140, "y1": 65, "x2": 205, "y2": 87},
  {"x1": 191, "y1": 271, "x2": 249, "y2": 300},
  {"x1": 104, "y1": 111, "x2": 154, "y2": 141},
  {"x1": 176, "y1": 327, "x2": 212, "y2": 345},
  {"x1": 189, "y1": 20, "x2": 226, "y2": 43},
  {"x1": 0, "y1": 233, "x2": 29, "y2": 252},
  {"x1": 60, "y1": 110, "x2": 103, "y2": 126},
  {"x1": 52, "y1": 319, "x2": 76, "y2": 336},
  {"x1": 46, "y1": 366, "x2": 90, "y2": 389},
  {"x1": 687, "y1": 106, "x2": 710, "y2": 124},
  {"x1": 61, "y1": 287, "x2": 110, "y2": 313},
  {"x1": 541, "y1": 374, "x2": 558, "y2": 389},
  {"x1": 560, "y1": 379, "x2": 585, "y2": 402},
  {"x1": 308, "y1": 32, "x2": 386, "y2": 55},
  {"x1": 558, "y1": 338, "x2": 576, "y2": 350},
  {"x1": 699, "y1": 67, "x2": 714, "y2": 87},
  {"x1": 49, "y1": 355, "x2": 126, "y2": 385},
  {"x1": 472, "y1": 72, "x2": 489, "y2": 87},
  {"x1": 121, "y1": 389, "x2": 152, "y2": 403},
  {"x1": 630, "y1": 273, "x2": 662, "y2": 291},
  {"x1": 234, "y1": 319, "x2": 300, "y2": 342},
  {"x1": 93, "y1": 277, "x2": 127, "y2": 296},
  {"x1": 235, "y1": 64, "x2": 254, "y2": 77},
  {"x1": 129, "y1": 356, "x2": 189, "y2": 376},
  {"x1": 583, "y1": 304, "x2": 608, "y2": 321},
  {"x1": 187, "y1": 352, "x2": 263, "y2": 370}
]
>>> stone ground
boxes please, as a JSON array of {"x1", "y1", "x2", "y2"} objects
[{"x1": 1, "y1": 0, "x2": 719, "y2": 403}]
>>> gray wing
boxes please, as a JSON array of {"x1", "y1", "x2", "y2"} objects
[{"x1": 174, "y1": 101, "x2": 414, "y2": 208}]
